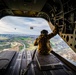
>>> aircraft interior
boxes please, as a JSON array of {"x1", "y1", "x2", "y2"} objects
[{"x1": 0, "y1": 0, "x2": 76, "y2": 75}]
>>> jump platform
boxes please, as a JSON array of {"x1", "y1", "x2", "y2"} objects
[{"x1": 35, "y1": 52, "x2": 63, "y2": 71}]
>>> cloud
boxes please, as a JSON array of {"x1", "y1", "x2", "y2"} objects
[{"x1": 0, "y1": 16, "x2": 52, "y2": 35}]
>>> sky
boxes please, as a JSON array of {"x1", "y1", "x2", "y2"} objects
[{"x1": 0, "y1": 16, "x2": 52, "y2": 35}]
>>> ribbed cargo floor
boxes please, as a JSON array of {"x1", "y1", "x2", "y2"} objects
[{"x1": 0, "y1": 51, "x2": 16, "y2": 69}]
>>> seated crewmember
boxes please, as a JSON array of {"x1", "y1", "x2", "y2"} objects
[{"x1": 34, "y1": 24, "x2": 59, "y2": 55}]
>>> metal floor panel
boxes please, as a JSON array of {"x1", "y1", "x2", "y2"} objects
[
  {"x1": 0, "y1": 51, "x2": 16, "y2": 69},
  {"x1": 26, "y1": 50, "x2": 76, "y2": 75},
  {"x1": 1, "y1": 50, "x2": 76, "y2": 75}
]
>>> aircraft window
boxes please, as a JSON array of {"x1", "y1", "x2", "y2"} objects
[{"x1": 0, "y1": 16, "x2": 76, "y2": 66}]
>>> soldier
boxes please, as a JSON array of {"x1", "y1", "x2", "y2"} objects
[{"x1": 34, "y1": 24, "x2": 59, "y2": 55}]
